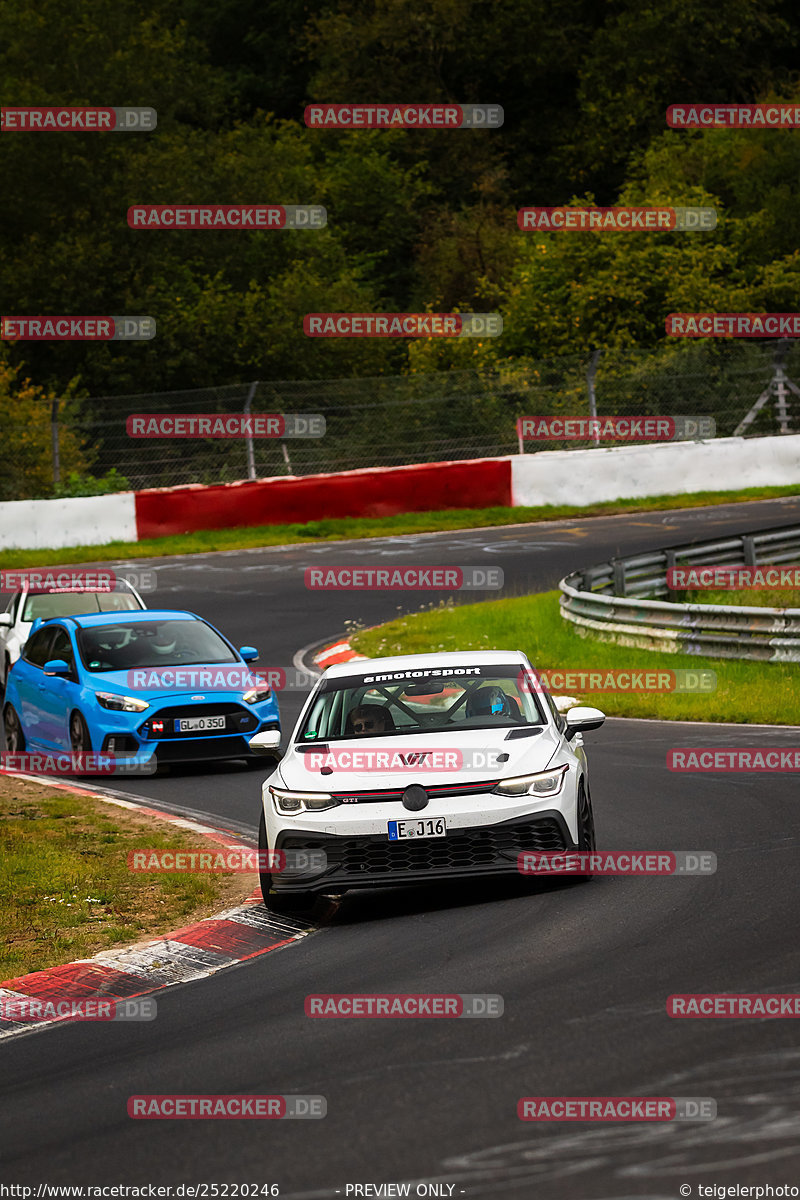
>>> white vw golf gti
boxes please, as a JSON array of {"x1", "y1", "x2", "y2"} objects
[{"x1": 249, "y1": 650, "x2": 605, "y2": 908}]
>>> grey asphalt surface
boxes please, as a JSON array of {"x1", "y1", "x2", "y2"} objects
[{"x1": 2, "y1": 496, "x2": 800, "y2": 1198}]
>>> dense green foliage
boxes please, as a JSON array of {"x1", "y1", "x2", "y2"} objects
[{"x1": 2, "y1": 0, "x2": 800, "y2": 495}]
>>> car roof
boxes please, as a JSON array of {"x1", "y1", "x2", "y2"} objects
[
  {"x1": 23, "y1": 580, "x2": 137, "y2": 596},
  {"x1": 324, "y1": 649, "x2": 528, "y2": 678},
  {"x1": 54, "y1": 609, "x2": 199, "y2": 629}
]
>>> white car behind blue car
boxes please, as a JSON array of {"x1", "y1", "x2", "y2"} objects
[{"x1": 249, "y1": 649, "x2": 605, "y2": 909}]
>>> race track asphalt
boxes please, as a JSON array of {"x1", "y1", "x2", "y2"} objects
[{"x1": 3, "y1": 495, "x2": 800, "y2": 1198}]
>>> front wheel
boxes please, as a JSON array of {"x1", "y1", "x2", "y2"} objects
[
  {"x1": 70, "y1": 711, "x2": 92, "y2": 753},
  {"x1": 571, "y1": 779, "x2": 596, "y2": 883},
  {"x1": 258, "y1": 811, "x2": 315, "y2": 914}
]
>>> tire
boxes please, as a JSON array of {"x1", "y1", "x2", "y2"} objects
[
  {"x1": 258, "y1": 811, "x2": 315, "y2": 914},
  {"x1": 576, "y1": 779, "x2": 596, "y2": 851},
  {"x1": 70, "y1": 710, "x2": 92, "y2": 754},
  {"x1": 571, "y1": 779, "x2": 596, "y2": 883},
  {"x1": 3, "y1": 704, "x2": 25, "y2": 752}
]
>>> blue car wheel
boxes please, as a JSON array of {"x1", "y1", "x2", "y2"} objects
[
  {"x1": 69, "y1": 710, "x2": 92, "y2": 753},
  {"x1": 3, "y1": 703, "x2": 25, "y2": 752}
]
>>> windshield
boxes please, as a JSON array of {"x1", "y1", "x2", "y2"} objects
[
  {"x1": 75, "y1": 619, "x2": 238, "y2": 673},
  {"x1": 22, "y1": 590, "x2": 141, "y2": 622},
  {"x1": 298, "y1": 665, "x2": 546, "y2": 742}
]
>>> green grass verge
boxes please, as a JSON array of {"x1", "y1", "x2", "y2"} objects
[
  {"x1": 2, "y1": 484, "x2": 800, "y2": 568},
  {"x1": 351, "y1": 591, "x2": 797, "y2": 725},
  {"x1": 0, "y1": 778, "x2": 256, "y2": 978},
  {"x1": 679, "y1": 588, "x2": 800, "y2": 608}
]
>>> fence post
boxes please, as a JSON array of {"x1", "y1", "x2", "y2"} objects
[
  {"x1": 51, "y1": 399, "x2": 61, "y2": 487},
  {"x1": 586, "y1": 348, "x2": 601, "y2": 446},
  {"x1": 244, "y1": 380, "x2": 258, "y2": 480}
]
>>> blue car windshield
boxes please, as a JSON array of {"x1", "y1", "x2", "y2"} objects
[{"x1": 76, "y1": 620, "x2": 238, "y2": 673}]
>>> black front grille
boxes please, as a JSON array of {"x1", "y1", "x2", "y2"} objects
[
  {"x1": 154, "y1": 735, "x2": 249, "y2": 762},
  {"x1": 140, "y1": 702, "x2": 258, "y2": 739},
  {"x1": 279, "y1": 816, "x2": 570, "y2": 877}
]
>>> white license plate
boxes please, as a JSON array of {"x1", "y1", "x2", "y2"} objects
[
  {"x1": 175, "y1": 715, "x2": 226, "y2": 733},
  {"x1": 388, "y1": 817, "x2": 446, "y2": 841}
]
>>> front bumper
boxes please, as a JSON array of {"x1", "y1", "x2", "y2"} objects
[
  {"x1": 96, "y1": 701, "x2": 280, "y2": 769},
  {"x1": 271, "y1": 810, "x2": 577, "y2": 892}
]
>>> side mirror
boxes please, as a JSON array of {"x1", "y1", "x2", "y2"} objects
[
  {"x1": 248, "y1": 729, "x2": 282, "y2": 756},
  {"x1": 44, "y1": 658, "x2": 72, "y2": 677},
  {"x1": 564, "y1": 706, "x2": 606, "y2": 741},
  {"x1": 0, "y1": 612, "x2": 12, "y2": 627},
  {"x1": 239, "y1": 646, "x2": 259, "y2": 662}
]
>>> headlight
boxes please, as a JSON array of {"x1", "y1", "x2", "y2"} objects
[
  {"x1": 242, "y1": 685, "x2": 272, "y2": 704},
  {"x1": 492, "y1": 764, "x2": 569, "y2": 797},
  {"x1": 96, "y1": 692, "x2": 150, "y2": 713},
  {"x1": 269, "y1": 786, "x2": 341, "y2": 815}
]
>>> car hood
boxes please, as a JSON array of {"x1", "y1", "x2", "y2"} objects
[
  {"x1": 278, "y1": 725, "x2": 563, "y2": 791},
  {"x1": 82, "y1": 666, "x2": 252, "y2": 703}
]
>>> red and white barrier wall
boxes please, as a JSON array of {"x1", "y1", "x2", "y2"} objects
[{"x1": 1, "y1": 434, "x2": 799, "y2": 551}]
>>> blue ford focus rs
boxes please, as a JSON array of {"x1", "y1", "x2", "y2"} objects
[{"x1": 2, "y1": 610, "x2": 281, "y2": 772}]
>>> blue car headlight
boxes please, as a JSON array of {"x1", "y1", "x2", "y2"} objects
[
  {"x1": 96, "y1": 692, "x2": 150, "y2": 713},
  {"x1": 242, "y1": 684, "x2": 273, "y2": 704}
]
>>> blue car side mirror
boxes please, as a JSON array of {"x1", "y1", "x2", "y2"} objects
[
  {"x1": 239, "y1": 646, "x2": 259, "y2": 662},
  {"x1": 44, "y1": 659, "x2": 72, "y2": 677}
]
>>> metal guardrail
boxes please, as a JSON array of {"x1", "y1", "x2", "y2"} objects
[{"x1": 559, "y1": 524, "x2": 800, "y2": 662}]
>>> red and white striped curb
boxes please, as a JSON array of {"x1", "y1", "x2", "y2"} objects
[
  {"x1": 313, "y1": 639, "x2": 367, "y2": 669},
  {"x1": 0, "y1": 780, "x2": 314, "y2": 1041}
]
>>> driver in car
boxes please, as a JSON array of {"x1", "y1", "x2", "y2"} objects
[{"x1": 347, "y1": 704, "x2": 393, "y2": 734}]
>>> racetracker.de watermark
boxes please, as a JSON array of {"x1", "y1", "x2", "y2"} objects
[
  {"x1": 128, "y1": 1095, "x2": 326, "y2": 1119},
  {"x1": 518, "y1": 206, "x2": 717, "y2": 231},
  {"x1": 667, "y1": 103, "x2": 800, "y2": 128},
  {"x1": 518, "y1": 1096, "x2": 716, "y2": 1121},
  {"x1": 667, "y1": 749, "x2": 800, "y2": 771},
  {"x1": 128, "y1": 205, "x2": 326, "y2": 229},
  {"x1": 1, "y1": 106, "x2": 156, "y2": 131},
  {"x1": 0, "y1": 752, "x2": 157, "y2": 777},
  {"x1": 304, "y1": 103, "x2": 503, "y2": 128},
  {"x1": 304, "y1": 566, "x2": 503, "y2": 590},
  {"x1": 518, "y1": 851, "x2": 717, "y2": 875},
  {"x1": 0, "y1": 998, "x2": 155, "y2": 1022},
  {"x1": 305, "y1": 994, "x2": 503, "y2": 1017},
  {"x1": 527, "y1": 668, "x2": 716, "y2": 693},
  {"x1": 667, "y1": 313, "x2": 800, "y2": 337},
  {"x1": 668, "y1": 994, "x2": 800, "y2": 1017},
  {"x1": 0, "y1": 568, "x2": 157, "y2": 593},
  {"x1": 127, "y1": 848, "x2": 326, "y2": 874},
  {"x1": 667, "y1": 565, "x2": 800, "y2": 590},
  {"x1": 299, "y1": 747, "x2": 528, "y2": 772},
  {"x1": 304, "y1": 313, "x2": 501, "y2": 337},
  {"x1": 517, "y1": 415, "x2": 715, "y2": 441},
  {"x1": 126, "y1": 414, "x2": 324, "y2": 438},
  {"x1": 1, "y1": 316, "x2": 155, "y2": 341},
  {"x1": 121, "y1": 665, "x2": 311, "y2": 692}
]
